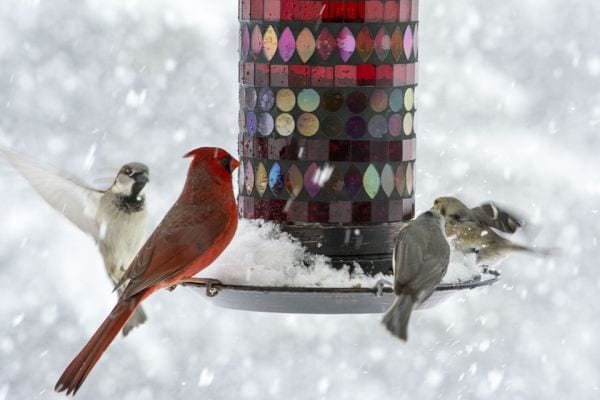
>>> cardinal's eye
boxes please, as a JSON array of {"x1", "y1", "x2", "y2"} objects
[{"x1": 220, "y1": 155, "x2": 232, "y2": 171}]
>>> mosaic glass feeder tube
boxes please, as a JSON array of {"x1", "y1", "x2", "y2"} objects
[{"x1": 238, "y1": 0, "x2": 418, "y2": 274}]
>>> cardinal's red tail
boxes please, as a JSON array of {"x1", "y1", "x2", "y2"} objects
[{"x1": 55, "y1": 291, "x2": 148, "y2": 395}]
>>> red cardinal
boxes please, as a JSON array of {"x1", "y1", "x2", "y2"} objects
[{"x1": 55, "y1": 147, "x2": 239, "y2": 395}]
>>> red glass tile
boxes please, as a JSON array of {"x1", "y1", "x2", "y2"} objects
[
  {"x1": 333, "y1": 1, "x2": 345, "y2": 21},
  {"x1": 411, "y1": 0, "x2": 418, "y2": 20},
  {"x1": 407, "y1": 62, "x2": 416, "y2": 84},
  {"x1": 241, "y1": 0, "x2": 251, "y2": 20},
  {"x1": 388, "y1": 141, "x2": 403, "y2": 161},
  {"x1": 285, "y1": 200, "x2": 308, "y2": 222},
  {"x1": 329, "y1": 140, "x2": 351, "y2": 161},
  {"x1": 242, "y1": 135, "x2": 254, "y2": 157},
  {"x1": 255, "y1": 65, "x2": 270, "y2": 87},
  {"x1": 281, "y1": 0, "x2": 297, "y2": 20},
  {"x1": 371, "y1": 201, "x2": 389, "y2": 222},
  {"x1": 393, "y1": 64, "x2": 407, "y2": 86},
  {"x1": 365, "y1": 0, "x2": 383, "y2": 22},
  {"x1": 350, "y1": 140, "x2": 371, "y2": 162},
  {"x1": 298, "y1": 0, "x2": 322, "y2": 21},
  {"x1": 241, "y1": 196, "x2": 256, "y2": 218},
  {"x1": 308, "y1": 202, "x2": 330, "y2": 222},
  {"x1": 307, "y1": 140, "x2": 330, "y2": 161},
  {"x1": 320, "y1": 0, "x2": 332, "y2": 22},
  {"x1": 389, "y1": 200, "x2": 403, "y2": 221},
  {"x1": 311, "y1": 66, "x2": 334, "y2": 87},
  {"x1": 329, "y1": 201, "x2": 352, "y2": 223},
  {"x1": 352, "y1": 202, "x2": 371, "y2": 222},
  {"x1": 376, "y1": 65, "x2": 393, "y2": 86},
  {"x1": 399, "y1": 0, "x2": 411, "y2": 21},
  {"x1": 270, "y1": 65, "x2": 289, "y2": 87},
  {"x1": 264, "y1": 0, "x2": 281, "y2": 21},
  {"x1": 285, "y1": 137, "x2": 307, "y2": 160},
  {"x1": 269, "y1": 138, "x2": 287, "y2": 159},
  {"x1": 254, "y1": 136, "x2": 269, "y2": 158},
  {"x1": 357, "y1": 0, "x2": 366, "y2": 21},
  {"x1": 267, "y1": 199, "x2": 288, "y2": 220},
  {"x1": 370, "y1": 140, "x2": 388, "y2": 162},
  {"x1": 243, "y1": 62, "x2": 255, "y2": 85},
  {"x1": 289, "y1": 65, "x2": 311, "y2": 86},
  {"x1": 334, "y1": 65, "x2": 357, "y2": 87},
  {"x1": 357, "y1": 64, "x2": 376, "y2": 86},
  {"x1": 254, "y1": 199, "x2": 270, "y2": 219},
  {"x1": 251, "y1": 0, "x2": 264, "y2": 19},
  {"x1": 384, "y1": 0, "x2": 399, "y2": 21}
]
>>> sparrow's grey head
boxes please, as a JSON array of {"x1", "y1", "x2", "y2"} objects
[{"x1": 111, "y1": 162, "x2": 149, "y2": 199}]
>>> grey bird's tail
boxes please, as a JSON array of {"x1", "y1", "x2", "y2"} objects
[{"x1": 382, "y1": 295, "x2": 414, "y2": 341}]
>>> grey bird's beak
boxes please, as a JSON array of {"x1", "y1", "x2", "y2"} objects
[{"x1": 132, "y1": 171, "x2": 149, "y2": 184}]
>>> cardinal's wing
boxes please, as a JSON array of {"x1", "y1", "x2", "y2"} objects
[
  {"x1": 471, "y1": 201, "x2": 524, "y2": 234},
  {"x1": 1, "y1": 147, "x2": 103, "y2": 239},
  {"x1": 118, "y1": 202, "x2": 235, "y2": 298}
]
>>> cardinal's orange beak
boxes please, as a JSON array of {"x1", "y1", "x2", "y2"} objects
[{"x1": 229, "y1": 157, "x2": 240, "y2": 172}]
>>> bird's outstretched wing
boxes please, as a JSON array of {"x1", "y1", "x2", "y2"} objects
[
  {"x1": 471, "y1": 202, "x2": 524, "y2": 234},
  {"x1": 0, "y1": 147, "x2": 103, "y2": 238}
]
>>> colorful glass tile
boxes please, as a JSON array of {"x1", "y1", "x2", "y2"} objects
[
  {"x1": 399, "y1": 0, "x2": 411, "y2": 21},
  {"x1": 263, "y1": 25, "x2": 278, "y2": 61},
  {"x1": 238, "y1": 109, "x2": 245, "y2": 131},
  {"x1": 413, "y1": 24, "x2": 418, "y2": 58},
  {"x1": 344, "y1": 165, "x2": 363, "y2": 198},
  {"x1": 251, "y1": 0, "x2": 264, "y2": 19},
  {"x1": 390, "y1": 26, "x2": 403, "y2": 62},
  {"x1": 352, "y1": 202, "x2": 371, "y2": 222},
  {"x1": 356, "y1": 26, "x2": 374, "y2": 63},
  {"x1": 304, "y1": 162, "x2": 321, "y2": 198},
  {"x1": 370, "y1": 141, "x2": 388, "y2": 162},
  {"x1": 278, "y1": 27, "x2": 296, "y2": 62},
  {"x1": 257, "y1": 112, "x2": 274, "y2": 136},
  {"x1": 369, "y1": 89, "x2": 388, "y2": 112},
  {"x1": 384, "y1": 0, "x2": 399, "y2": 22},
  {"x1": 255, "y1": 63, "x2": 269, "y2": 86},
  {"x1": 406, "y1": 162, "x2": 414, "y2": 194},
  {"x1": 346, "y1": 91, "x2": 368, "y2": 113},
  {"x1": 280, "y1": 0, "x2": 295, "y2": 20},
  {"x1": 255, "y1": 162, "x2": 268, "y2": 196},
  {"x1": 403, "y1": 138, "x2": 416, "y2": 160},
  {"x1": 270, "y1": 64, "x2": 289, "y2": 87},
  {"x1": 388, "y1": 141, "x2": 402, "y2": 161},
  {"x1": 241, "y1": 24, "x2": 250, "y2": 60},
  {"x1": 275, "y1": 113, "x2": 295, "y2": 136},
  {"x1": 346, "y1": 116, "x2": 367, "y2": 139},
  {"x1": 264, "y1": 0, "x2": 281, "y2": 21},
  {"x1": 365, "y1": 0, "x2": 384, "y2": 22},
  {"x1": 297, "y1": 113, "x2": 319, "y2": 136},
  {"x1": 316, "y1": 28, "x2": 336, "y2": 61},
  {"x1": 285, "y1": 164, "x2": 303, "y2": 198},
  {"x1": 322, "y1": 90, "x2": 343, "y2": 112},
  {"x1": 245, "y1": 87, "x2": 257, "y2": 110},
  {"x1": 289, "y1": 65, "x2": 311, "y2": 86},
  {"x1": 350, "y1": 140, "x2": 370, "y2": 162},
  {"x1": 251, "y1": 25, "x2": 263, "y2": 58},
  {"x1": 368, "y1": 115, "x2": 387, "y2": 138},
  {"x1": 376, "y1": 65, "x2": 393, "y2": 86},
  {"x1": 389, "y1": 88, "x2": 403, "y2": 112},
  {"x1": 296, "y1": 27, "x2": 316, "y2": 63},
  {"x1": 363, "y1": 164, "x2": 380, "y2": 199},
  {"x1": 374, "y1": 27, "x2": 390, "y2": 62},
  {"x1": 311, "y1": 66, "x2": 334, "y2": 87},
  {"x1": 297, "y1": 88, "x2": 320, "y2": 112},
  {"x1": 336, "y1": 27, "x2": 356, "y2": 63},
  {"x1": 393, "y1": 64, "x2": 407, "y2": 86},
  {"x1": 307, "y1": 139, "x2": 329, "y2": 161},
  {"x1": 246, "y1": 111, "x2": 257, "y2": 135},
  {"x1": 240, "y1": 0, "x2": 251, "y2": 20},
  {"x1": 269, "y1": 162, "x2": 285, "y2": 196},
  {"x1": 276, "y1": 88, "x2": 296, "y2": 111},
  {"x1": 329, "y1": 140, "x2": 350, "y2": 161},
  {"x1": 254, "y1": 136, "x2": 269, "y2": 158},
  {"x1": 357, "y1": 64, "x2": 376, "y2": 86},
  {"x1": 403, "y1": 25, "x2": 413, "y2": 60},
  {"x1": 403, "y1": 112, "x2": 413, "y2": 135},
  {"x1": 308, "y1": 202, "x2": 330, "y2": 223},
  {"x1": 395, "y1": 163, "x2": 405, "y2": 196},
  {"x1": 334, "y1": 65, "x2": 357, "y2": 87},
  {"x1": 329, "y1": 201, "x2": 352, "y2": 223},
  {"x1": 404, "y1": 87, "x2": 414, "y2": 111},
  {"x1": 245, "y1": 161, "x2": 254, "y2": 195},
  {"x1": 321, "y1": 115, "x2": 343, "y2": 138},
  {"x1": 268, "y1": 137, "x2": 287, "y2": 159},
  {"x1": 380, "y1": 164, "x2": 395, "y2": 197},
  {"x1": 388, "y1": 113, "x2": 402, "y2": 136},
  {"x1": 324, "y1": 168, "x2": 344, "y2": 198},
  {"x1": 258, "y1": 87, "x2": 275, "y2": 111}
]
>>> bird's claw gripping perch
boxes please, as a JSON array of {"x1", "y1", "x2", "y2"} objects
[
  {"x1": 374, "y1": 279, "x2": 393, "y2": 297},
  {"x1": 180, "y1": 277, "x2": 223, "y2": 297}
]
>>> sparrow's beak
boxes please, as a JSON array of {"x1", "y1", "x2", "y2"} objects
[
  {"x1": 132, "y1": 171, "x2": 149, "y2": 184},
  {"x1": 229, "y1": 157, "x2": 240, "y2": 173}
]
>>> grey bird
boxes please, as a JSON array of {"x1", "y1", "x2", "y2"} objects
[
  {"x1": 382, "y1": 211, "x2": 450, "y2": 341},
  {"x1": 1, "y1": 147, "x2": 149, "y2": 335},
  {"x1": 431, "y1": 196, "x2": 550, "y2": 267}
]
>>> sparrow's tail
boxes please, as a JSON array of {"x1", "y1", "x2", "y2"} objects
[
  {"x1": 55, "y1": 291, "x2": 148, "y2": 395},
  {"x1": 381, "y1": 295, "x2": 414, "y2": 341},
  {"x1": 122, "y1": 305, "x2": 148, "y2": 336},
  {"x1": 510, "y1": 243, "x2": 560, "y2": 258}
]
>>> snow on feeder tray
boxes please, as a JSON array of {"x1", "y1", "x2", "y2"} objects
[{"x1": 184, "y1": 0, "x2": 500, "y2": 313}]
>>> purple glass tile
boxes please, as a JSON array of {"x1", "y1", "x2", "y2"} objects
[
  {"x1": 403, "y1": 25, "x2": 413, "y2": 59},
  {"x1": 251, "y1": 25, "x2": 263, "y2": 58},
  {"x1": 304, "y1": 162, "x2": 321, "y2": 198},
  {"x1": 395, "y1": 163, "x2": 405, "y2": 196},
  {"x1": 344, "y1": 165, "x2": 363, "y2": 197},
  {"x1": 402, "y1": 138, "x2": 416, "y2": 160},
  {"x1": 258, "y1": 87, "x2": 275, "y2": 111},
  {"x1": 337, "y1": 27, "x2": 356, "y2": 62},
  {"x1": 389, "y1": 141, "x2": 402, "y2": 161},
  {"x1": 278, "y1": 27, "x2": 296, "y2": 62},
  {"x1": 241, "y1": 24, "x2": 250, "y2": 60},
  {"x1": 246, "y1": 111, "x2": 257, "y2": 135},
  {"x1": 388, "y1": 113, "x2": 403, "y2": 137},
  {"x1": 371, "y1": 200, "x2": 388, "y2": 222},
  {"x1": 345, "y1": 116, "x2": 367, "y2": 139},
  {"x1": 257, "y1": 113, "x2": 274, "y2": 136},
  {"x1": 368, "y1": 115, "x2": 387, "y2": 138}
]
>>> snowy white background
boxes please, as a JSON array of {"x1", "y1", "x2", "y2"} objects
[{"x1": 1, "y1": 0, "x2": 599, "y2": 399}]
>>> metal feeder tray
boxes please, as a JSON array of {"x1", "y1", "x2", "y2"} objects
[{"x1": 181, "y1": 269, "x2": 500, "y2": 314}]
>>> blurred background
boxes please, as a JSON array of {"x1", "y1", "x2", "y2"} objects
[{"x1": 1, "y1": 0, "x2": 599, "y2": 399}]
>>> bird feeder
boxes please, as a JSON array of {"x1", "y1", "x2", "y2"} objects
[{"x1": 186, "y1": 0, "x2": 499, "y2": 313}]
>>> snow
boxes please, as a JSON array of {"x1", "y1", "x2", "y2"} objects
[{"x1": 1, "y1": 0, "x2": 599, "y2": 399}]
